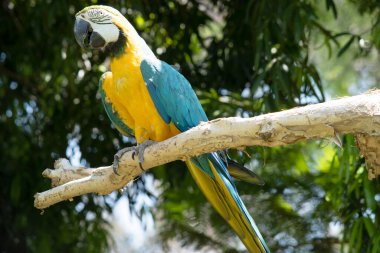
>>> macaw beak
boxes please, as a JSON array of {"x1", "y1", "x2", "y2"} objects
[{"x1": 74, "y1": 18, "x2": 106, "y2": 49}]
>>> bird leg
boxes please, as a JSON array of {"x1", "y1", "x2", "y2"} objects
[{"x1": 112, "y1": 140, "x2": 157, "y2": 175}]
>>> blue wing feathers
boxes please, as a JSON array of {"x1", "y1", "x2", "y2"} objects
[
  {"x1": 146, "y1": 80, "x2": 171, "y2": 123},
  {"x1": 140, "y1": 58, "x2": 270, "y2": 252},
  {"x1": 140, "y1": 58, "x2": 207, "y2": 131}
]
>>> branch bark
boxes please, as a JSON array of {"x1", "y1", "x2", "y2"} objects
[{"x1": 34, "y1": 90, "x2": 380, "y2": 209}]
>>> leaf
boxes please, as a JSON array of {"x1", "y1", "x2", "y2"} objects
[
  {"x1": 325, "y1": 37, "x2": 333, "y2": 58},
  {"x1": 254, "y1": 40, "x2": 263, "y2": 71},
  {"x1": 349, "y1": 220, "x2": 358, "y2": 249},
  {"x1": 325, "y1": 0, "x2": 338, "y2": 19},
  {"x1": 349, "y1": 219, "x2": 362, "y2": 252},
  {"x1": 333, "y1": 32, "x2": 351, "y2": 38},
  {"x1": 364, "y1": 177, "x2": 376, "y2": 210},
  {"x1": 252, "y1": 72, "x2": 266, "y2": 96},
  {"x1": 372, "y1": 236, "x2": 380, "y2": 253},
  {"x1": 363, "y1": 217, "x2": 375, "y2": 237},
  {"x1": 308, "y1": 65, "x2": 325, "y2": 101},
  {"x1": 337, "y1": 36, "x2": 356, "y2": 57}
]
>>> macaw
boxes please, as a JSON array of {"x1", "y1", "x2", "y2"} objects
[{"x1": 74, "y1": 5, "x2": 270, "y2": 253}]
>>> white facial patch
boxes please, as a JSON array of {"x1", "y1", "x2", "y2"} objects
[
  {"x1": 90, "y1": 21, "x2": 119, "y2": 44},
  {"x1": 77, "y1": 9, "x2": 120, "y2": 44}
]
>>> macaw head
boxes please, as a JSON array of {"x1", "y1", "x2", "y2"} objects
[{"x1": 74, "y1": 5, "x2": 129, "y2": 52}]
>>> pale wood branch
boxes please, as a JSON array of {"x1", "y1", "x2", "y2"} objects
[{"x1": 34, "y1": 90, "x2": 380, "y2": 209}]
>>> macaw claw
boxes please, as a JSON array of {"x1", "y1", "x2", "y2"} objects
[
  {"x1": 112, "y1": 140, "x2": 157, "y2": 175},
  {"x1": 134, "y1": 140, "x2": 157, "y2": 171},
  {"x1": 113, "y1": 146, "x2": 136, "y2": 175}
]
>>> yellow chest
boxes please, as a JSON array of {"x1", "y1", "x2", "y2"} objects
[{"x1": 105, "y1": 48, "x2": 179, "y2": 143}]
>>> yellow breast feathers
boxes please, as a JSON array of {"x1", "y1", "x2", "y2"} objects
[{"x1": 102, "y1": 23, "x2": 179, "y2": 143}]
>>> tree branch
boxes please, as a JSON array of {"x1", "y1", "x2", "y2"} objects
[{"x1": 34, "y1": 90, "x2": 380, "y2": 209}]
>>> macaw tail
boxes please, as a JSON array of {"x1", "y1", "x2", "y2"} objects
[{"x1": 186, "y1": 153, "x2": 270, "y2": 253}]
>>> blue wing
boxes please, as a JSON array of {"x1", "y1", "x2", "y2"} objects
[
  {"x1": 140, "y1": 58, "x2": 270, "y2": 252},
  {"x1": 140, "y1": 58, "x2": 207, "y2": 132}
]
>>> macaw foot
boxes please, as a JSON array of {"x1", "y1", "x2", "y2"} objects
[
  {"x1": 112, "y1": 140, "x2": 157, "y2": 175},
  {"x1": 113, "y1": 146, "x2": 137, "y2": 175},
  {"x1": 133, "y1": 140, "x2": 157, "y2": 171}
]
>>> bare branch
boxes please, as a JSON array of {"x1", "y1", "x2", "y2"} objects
[{"x1": 34, "y1": 90, "x2": 380, "y2": 209}]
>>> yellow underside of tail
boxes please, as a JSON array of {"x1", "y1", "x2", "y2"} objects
[{"x1": 185, "y1": 160, "x2": 266, "y2": 253}]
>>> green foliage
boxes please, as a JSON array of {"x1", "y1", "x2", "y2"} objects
[
  {"x1": 320, "y1": 136, "x2": 380, "y2": 253},
  {"x1": 1, "y1": 0, "x2": 379, "y2": 252}
]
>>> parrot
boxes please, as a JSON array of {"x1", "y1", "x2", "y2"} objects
[{"x1": 74, "y1": 5, "x2": 270, "y2": 253}]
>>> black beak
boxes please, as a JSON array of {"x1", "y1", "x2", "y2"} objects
[
  {"x1": 74, "y1": 18, "x2": 90, "y2": 48},
  {"x1": 74, "y1": 18, "x2": 106, "y2": 49}
]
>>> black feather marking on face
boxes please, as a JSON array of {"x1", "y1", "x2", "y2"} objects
[
  {"x1": 87, "y1": 9, "x2": 112, "y2": 24},
  {"x1": 106, "y1": 29, "x2": 127, "y2": 58}
]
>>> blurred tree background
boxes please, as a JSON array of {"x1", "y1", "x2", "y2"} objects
[{"x1": 1, "y1": 0, "x2": 380, "y2": 252}]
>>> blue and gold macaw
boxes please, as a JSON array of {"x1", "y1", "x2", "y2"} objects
[{"x1": 74, "y1": 5, "x2": 270, "y2": 252}]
